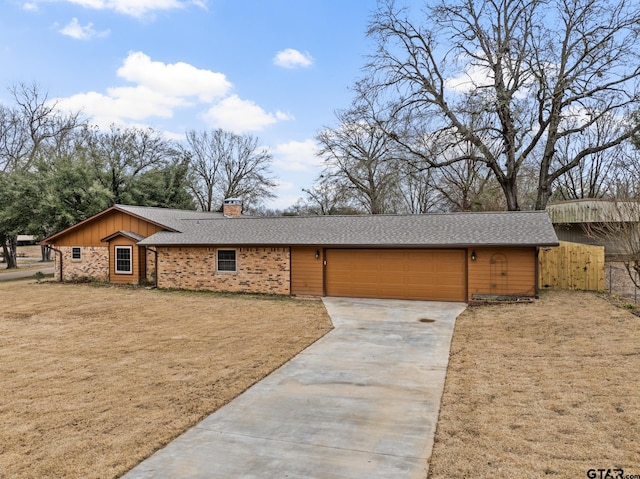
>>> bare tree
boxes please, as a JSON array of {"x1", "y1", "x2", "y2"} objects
[
  {"x1": 592, "y1": 200, "x2": 640, "y2": 289},
  {"x1": 296, "y1": 183, "x2": 360, "y2": 215},
  {"x1": 395, "y1": 115, "x2": 505, "y2": 212},
  {"x1": 607, "y1": 148, "x2": 640, "y2": 200},
  {"x1": 398, "y1": 162, "x2": 439, "y2": 213},
  {"x1": 553, "y1": 113, "x2": 627, "y2": 200},
  {"x1": 316, "y1": 108, "x2": 400, "y2": 214},
  {"x1": 434, "y1": 160, "x2": 503, "y2": 212},
  {"x1": 184, "y1": 129, "x2": 276, "y2": 212},
  {"x1": 365, "y1": 0, "x2": 640, "y2": 210},
  {"x1": 0, "y1": 83, "x2": 82, "y2": 173}
]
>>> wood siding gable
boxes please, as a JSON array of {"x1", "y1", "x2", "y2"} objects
[{"x1": 46, "y1": 209, "x2": 165, "y2": 247}]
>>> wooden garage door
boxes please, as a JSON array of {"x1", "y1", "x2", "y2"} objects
[{"x1": 325, "y1": 249, "x2": 466, "y2": 301}]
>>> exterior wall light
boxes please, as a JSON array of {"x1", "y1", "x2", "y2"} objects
[
  {"x1": 471, "y1": 250, "x2": 477, "y2": 261},
  {"x1": 315, "y1": 249, "x2": 320, "y2": 259}
]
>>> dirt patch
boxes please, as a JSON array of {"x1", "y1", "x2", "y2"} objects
[
  {"x1": 0, "y1": 281, "x2": 332, "y2": 479},
  {"x1": 429, "y1": 290, "x2": 640, "y2": 479}
]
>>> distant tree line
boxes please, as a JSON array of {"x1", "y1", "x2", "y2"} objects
[{"x1": 0, "y1": 83, "x2": 275, "y2": 268}]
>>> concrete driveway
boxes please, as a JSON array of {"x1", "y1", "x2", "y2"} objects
[{"x1": 122, "y1": 297, "x2": 467, "y2": 479}]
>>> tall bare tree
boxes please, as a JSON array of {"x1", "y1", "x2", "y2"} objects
[
  {"x1": 365, "y1": 0, "x2": 640, "y2": 210},
  {"x1": 316, "y1": 108, "x2": 401, "y2": 214},
  {"x1": 184, "y1": 129, "x2": 276, "y2": 212}
]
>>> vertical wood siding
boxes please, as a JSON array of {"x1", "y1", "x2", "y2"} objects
[
  {"x1": 467, "y1": 247, "x2": 537, "y2": 299},
  {"x1": 51, "y1": 211, "x2": 163, "y2": 246},
  {"x1": 291, "y1": 247, "x2": 324, "y2": 296},
  {"x1": 108, "y1": 237, "x2": 139, "y2": 284}
]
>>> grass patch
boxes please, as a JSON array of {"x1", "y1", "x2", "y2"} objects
[
  {"x1": 429, "y1": 290, "x2": 640, "y2": 478},
  {"x1": 0, "y1": 281, "x2": 332, "y2": 478}
]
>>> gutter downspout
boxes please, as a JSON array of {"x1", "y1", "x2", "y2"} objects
[
  {"x1": 535, "y1": 246, "x2": 541, "y2": 298},
  {"x1": 46, "y1": 245, "x2": 63, "y2": 282}
]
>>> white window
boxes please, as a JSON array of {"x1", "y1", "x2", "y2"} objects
[
  {"x1": 71, "y1": 247, "x2": 82, "y2": 261},
  {"x1": 217, "y1": 249, "x2": 237, "y2": 272},
  {"x1": 115, "y1": 246, "x2": 132, "y2": 274}
]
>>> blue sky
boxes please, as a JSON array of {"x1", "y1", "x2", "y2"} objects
[{"x1": 0, "y1": 0, "x2": 381, "y2": 209}]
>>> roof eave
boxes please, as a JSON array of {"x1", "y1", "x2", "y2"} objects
[
  {"x1": 101, "y1": 230, "x2": 146, "y2": 243},
  {"x1": 138, "y1": 241, "x2": 560, "y2": 248}
]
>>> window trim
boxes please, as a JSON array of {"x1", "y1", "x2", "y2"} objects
[
  {"x1": 216, "y1": 248, "x2": 237, "y2": 273},
  {"x1": 114, "y1": 246, "x2": 133, "y2": 275},
  {"x1": 71, "y1": 247, "x2": 82, "y2": 262}
]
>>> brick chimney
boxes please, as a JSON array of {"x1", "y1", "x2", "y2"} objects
[{"x1": 223, "y1": 198, "x2": 243, "y2": 218}]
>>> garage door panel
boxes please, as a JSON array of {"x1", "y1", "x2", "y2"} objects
[{"x1": 325, "y1": 249, "x2": 466, "y2": 301}]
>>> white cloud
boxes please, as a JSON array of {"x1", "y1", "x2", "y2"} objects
[
  {"x1": 56, "y1": 86, "x2": 186, "y2": 127},
  {"x1": 53, "y1": 51, "x2": 289, "y2": 134},
  {"x1": 65, "y1": 0, "x2": 197, "y2": 18},
  {"x1": 117, "y1": 51, "x2": 231, "y2": 102},
  {"x1": 53, "y1": 52, "x2": 233, "y2": 126},
  {"x1": 272, "y1": 139, "x2": 321, "y2": 171},
  {"x1": 273, "y1": 48, "x2": 313, "y2": 69},
  {"x1": 23, "y1": 0, "x2": 205, "y2": 18},
  {"x1": 445, "y1": 62, "x2": 494, "y2": 93},
  {"x1": 59, "y1": 17, "x2": 110, "y2": 40},
  {"x1": 202, "y1": 95, "x2": 291, "y2": 133}
]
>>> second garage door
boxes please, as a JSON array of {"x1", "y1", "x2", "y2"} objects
[{"x1": 325, "y1": 249, "x2": 467, "y2": 301}]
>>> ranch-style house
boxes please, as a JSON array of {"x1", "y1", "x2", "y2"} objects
[{"x1": 41, "y1": 199, "x2": 559, "y2": 302}]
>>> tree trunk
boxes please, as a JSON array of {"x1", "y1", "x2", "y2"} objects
[
  {"x1": 3, "y1": 237, "x2": 18, "y2": 269},
  {"x1": 535, "y1": 184, "x2": 553, "y2": 210},
  {"x1": 41, "y1": 245, "x2": 51, "y2": 262},
  {"x1": 497, "y1": 176, "x2": 519, "y2": 211}
]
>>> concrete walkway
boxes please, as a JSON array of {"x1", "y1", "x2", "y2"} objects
[{"x1": 122, "y1": 297, "x2": 467, "y2": 479}]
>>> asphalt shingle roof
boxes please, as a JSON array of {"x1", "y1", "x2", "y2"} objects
[
  {"x1": 138, "y1": 211, "x2": 558, "y2": 247},
  {"x1": 115, "y1": 205, "x2": 223, "y2": 231}
]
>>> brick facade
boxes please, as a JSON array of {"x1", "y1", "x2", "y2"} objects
[
  {"x1": 55, "y1": 246, "x2": 109, "y2": 282},
  {"x1": 156, "y1": 246, "x2": 290, "y2": 295}
]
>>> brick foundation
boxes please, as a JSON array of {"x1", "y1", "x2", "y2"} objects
[
  {"x1": 156, "y1": 246, "x2": 290, "y2": 295},
  {"x1": 55, "y1": 246, "x2": 109, "y2": 282}
]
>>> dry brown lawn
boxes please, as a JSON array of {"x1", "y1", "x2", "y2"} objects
[
  {"x1": 0, "y1": 281, "x2": 332, "y2": 479},
  {"x1": 429, "y1": 290, "x2": 640, "y2": 479}
]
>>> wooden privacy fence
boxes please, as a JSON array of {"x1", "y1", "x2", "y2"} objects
[{"x1": 538, "y1": 241, "x2": 605, "y2": 291}]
